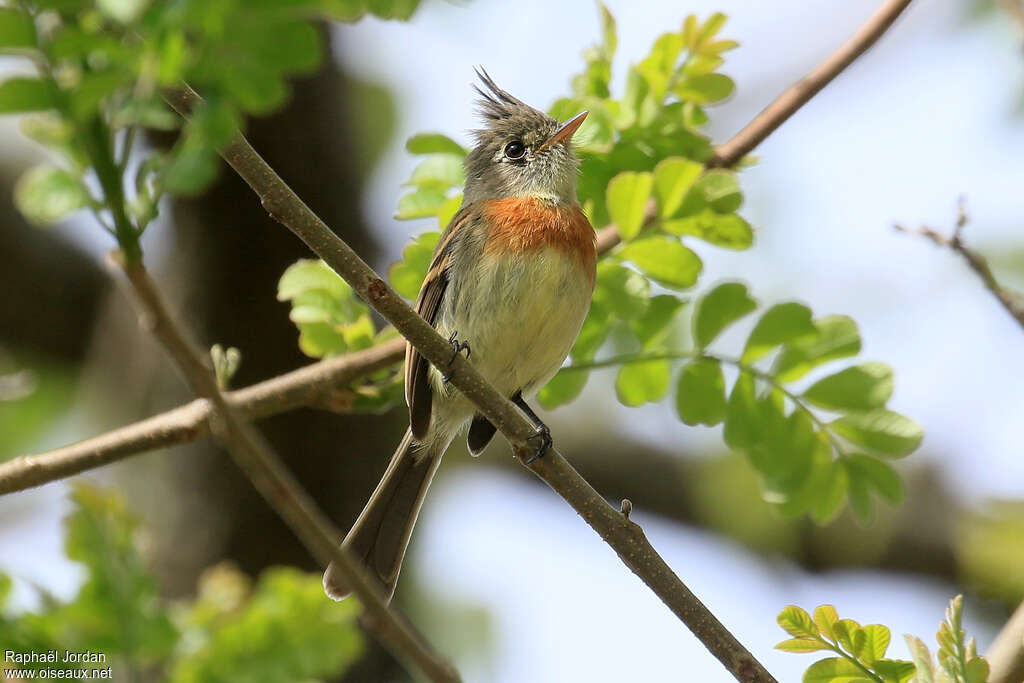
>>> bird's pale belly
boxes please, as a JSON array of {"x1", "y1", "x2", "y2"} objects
[{"x1": 428, "y1": 246, "x2": 593, "y2": 438}]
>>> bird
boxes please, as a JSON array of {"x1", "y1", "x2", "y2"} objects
[{"x1": 323, "y1": 69, "x2": 596, "y2": 603}]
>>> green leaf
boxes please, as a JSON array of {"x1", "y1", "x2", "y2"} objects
[
  {"x1": 872, "y1": 659, "x2": 917, "y2": 683},
  {"x1": 831, "y1": 410, "x2": 923, "y2": 458},
  {"x1": 663, "y1": 210, "x2": 754, "y2": 250},
  {"x1": 406, "y1": 153, "x2": 464, "y2": 189},
  {"x1": 845, "y1": 454, "x2": 904, "y2": 505},
  {"x1": 630, "y1": 295, "x2": 685, "y2": 349},
  {"x1": 396, "y1": 187, "x2": 446, "y2": 219},
  {"x1": 741, "y1": 303, "x2": 816, "y2": 363},
  {"x1": 857, "y1": 624, "x2": 891, "y2": 665},
  {"x1": 774, "y1": 315, "x2": 861, "y2": 382},
  {"x1": 405, "y1": 132, "x2": 465, "y2": 156},
  {"x1": 616, "y1": 359, "x2": 671, "y2": 406},
  {"x1": 692, "y1": 170, "x2": 742, "y2": 213},
  {"x1": 675, "y1": 73, "x2": 735, "y2": 104},
  {"x1": 802, "y1": 657, "x2": 873, "y2": 683},
  {"x1": 538, "y1": 367, "x2": 589, "y2": 409},
  {"x1": 606, "y1": 170, "x2": 653, "y2": 240},
  {"x1": 619, "y1": 236, "x2": 702, "y2": 289},
  {"x1": 598, "y1": 1, "x2": 617, "y2": 58},
  {"x1": 14, "y1": 165, "x2": 89, "y2": 225},
  {"x1": 775, "y1": 638, "x2": 831, "y2": 653},
  {"x1": 63, "y1": 484, "x2": 178, "y2": 659},
  {"x1": 653, "y1": 157, "x2": 703, "y2": 218},
  {"x1": 778, "y1": 605, "x2": 818, "y2": 638},
  {"x1": 388, "y1": 231, "x2": 440, "y2": 299},
  {"x1": 573, "y1": 301, "x2": 613, "y2": 359},
  {"x1": 809, "y1": 459, "x2": 849, "y2": 524},
  {"x1": 278, "y1": 259, "x2": 349, "y2": 302},
  {"x1": 723, "y1": 371, "x2": 757, "y2": 450},
  {"x1": 814, "y1": 605, "x2": 840, "y2": 641},
  {"x1": 0, "y1": 8, "x2": 36, "y2": 49},
  {"x1": 803, "y1": 363, "x2": 894, "y2": 412},
  {"x1": 0, "y1": 77, "x2": 57, "y2": 114},
  {"x1": 693, "y1": 282, "x2": 757, "y2": 348},
  {"x1": 97, "y1": 0, "x2": 148, "y2": 23},
  {"x1": 170, "y1": 567, "x2": 362, "y2": 683},
  {"x1": 675, "y1": 357, "x2": 726, "y2": 426},
  {"x1": 964, "y1": 657, "x2": 989, "y2": 683},
  {"x1": 905, "y1": 636, "x2": 935, "y2": 683},
  {"x1": 834, "y1": 619, "x2": 863, "y2": 655},
  {"x1": 593, "y1": 262, "x2": 650, "y2": 320}
]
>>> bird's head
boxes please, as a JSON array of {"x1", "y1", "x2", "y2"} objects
[{"x1": 463, "y1": 68, "x2": 587, "y2": 206}]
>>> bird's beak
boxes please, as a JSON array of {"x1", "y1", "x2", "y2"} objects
[{"x1": 536, "y1": 110, "x2": 588, "y2": 153}]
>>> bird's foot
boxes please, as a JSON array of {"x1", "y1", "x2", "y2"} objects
[
  {"x1": 442, "y1": 331, "x2": 471, "y2": 384},
  {"x1": 524, "y1": 423, "x2": 552, "y2": 464}
]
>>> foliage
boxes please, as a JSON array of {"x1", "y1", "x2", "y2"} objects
[
  {"x1": 277, "y1": 259, "x2": 403, "y2": 412},
  {"x1": 286, "y1": 6, "x2": 923, "y2": 524},
  {"x1": 0, "y1": 484, "x2": 363, "y2": 681},
  {"x1": 0, "y1": 0, "x2": 420, "y2": 259},
  {"x1": 776, "y1": 598, "x2": 989, "y2": 683}
]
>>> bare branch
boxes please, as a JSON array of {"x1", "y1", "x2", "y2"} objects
[
  {"x1": 894, "y1": 200, "x2": 1024, "y2": 333},
  {"x1": 987, "y1": 600, "x2": 1024, "y2": 683},
  {"x1": 114, "y1": 258, "x2": 460, "y2": 683},
  {"x1": 708, "y1": 0, "x2": 913, "y2": 168},
  {"x1": 0, "y1": 339, "x2": 405, "y2": 495}
]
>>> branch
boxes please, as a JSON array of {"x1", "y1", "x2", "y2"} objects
[
  {"x1": 987, "y1": 600, "x2": 1024, "y2": 683},
  {"x1": 0, "y1": 339, "x2": 405, "y2": 495},
  {"x1": 113, "y1": 258, "x2": 460, "y2": 683},
  {"x1": 708, "y1": 0, "x2": 913, "y2": 168},
  {"x1": 894, "y1": 200, "x2": 1024, "y2": 333}
]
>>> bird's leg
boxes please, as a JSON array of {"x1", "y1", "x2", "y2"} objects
[
  {"x1": 513, "y1": 392, "x2": 552, "y2": 463},
  {"x1": 441, "y1": 330, "x2": 471, "y2": 384}
]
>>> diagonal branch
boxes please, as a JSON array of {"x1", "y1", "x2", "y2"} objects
[
  {"x1": 114, "y1": 258, "x2": 460, "y2": 683},
  {"x1": 708, "y1": 0, "x2": 913, "y2": 168},
  {"x1": 894, "y1": 200, "x2": 1024, "y2": 333}
]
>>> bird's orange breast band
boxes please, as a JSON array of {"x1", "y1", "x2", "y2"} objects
[{"x1": 480, "y1": 197, "x2": 597, "y2": 277}]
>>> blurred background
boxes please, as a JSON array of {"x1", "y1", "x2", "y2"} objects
[{"x1": 1, "y1": 0, "x2": 1023, "y2": 680}]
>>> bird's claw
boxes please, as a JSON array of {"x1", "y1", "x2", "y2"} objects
[
  {"x1": 442, "y1": 331, "x2": 471, "y2": 384},
  {"x1": 524, "y1": 424, "x2": 552, "y2": 464}
]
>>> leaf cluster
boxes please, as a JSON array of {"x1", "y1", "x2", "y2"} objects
[
  {"x1": 0, "y1": 484, "x2": 364, "y2": 681},
  {"x1": 1, "y1": 0, "x2": 419, "y2": 253},
  {"x1": 776, "y1": 598, "x2": 989, "y2": 683}
]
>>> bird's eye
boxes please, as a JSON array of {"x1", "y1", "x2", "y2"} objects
[{"x1": 504, "y1": 140, "x2": 526, "y2": 160}]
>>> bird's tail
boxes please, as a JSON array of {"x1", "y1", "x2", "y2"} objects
[{"x1": 323, "y1": 429, "x2": 443, "y2": 603}]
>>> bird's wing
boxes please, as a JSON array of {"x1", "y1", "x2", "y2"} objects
[{"x1": 405, "y1": 204, "x2": 476, "y2": 439}]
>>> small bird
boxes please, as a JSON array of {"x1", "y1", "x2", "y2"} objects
[{"x1": 324, "y1": 69, "x2": 596, "y2": 602}]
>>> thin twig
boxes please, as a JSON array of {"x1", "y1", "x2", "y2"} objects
[
  {"x1": 164, "y1": 85, "x2": 778, "y2": 683},
  {"x1": 708, "y1": 0, "x2": 913, "y2": 168},
  {"x1": 894, "y1": 200, "x2": 1024, "y2": 333},
  {"x1": 113, "y1": 257, "x2": 460, "y2": 683}
]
